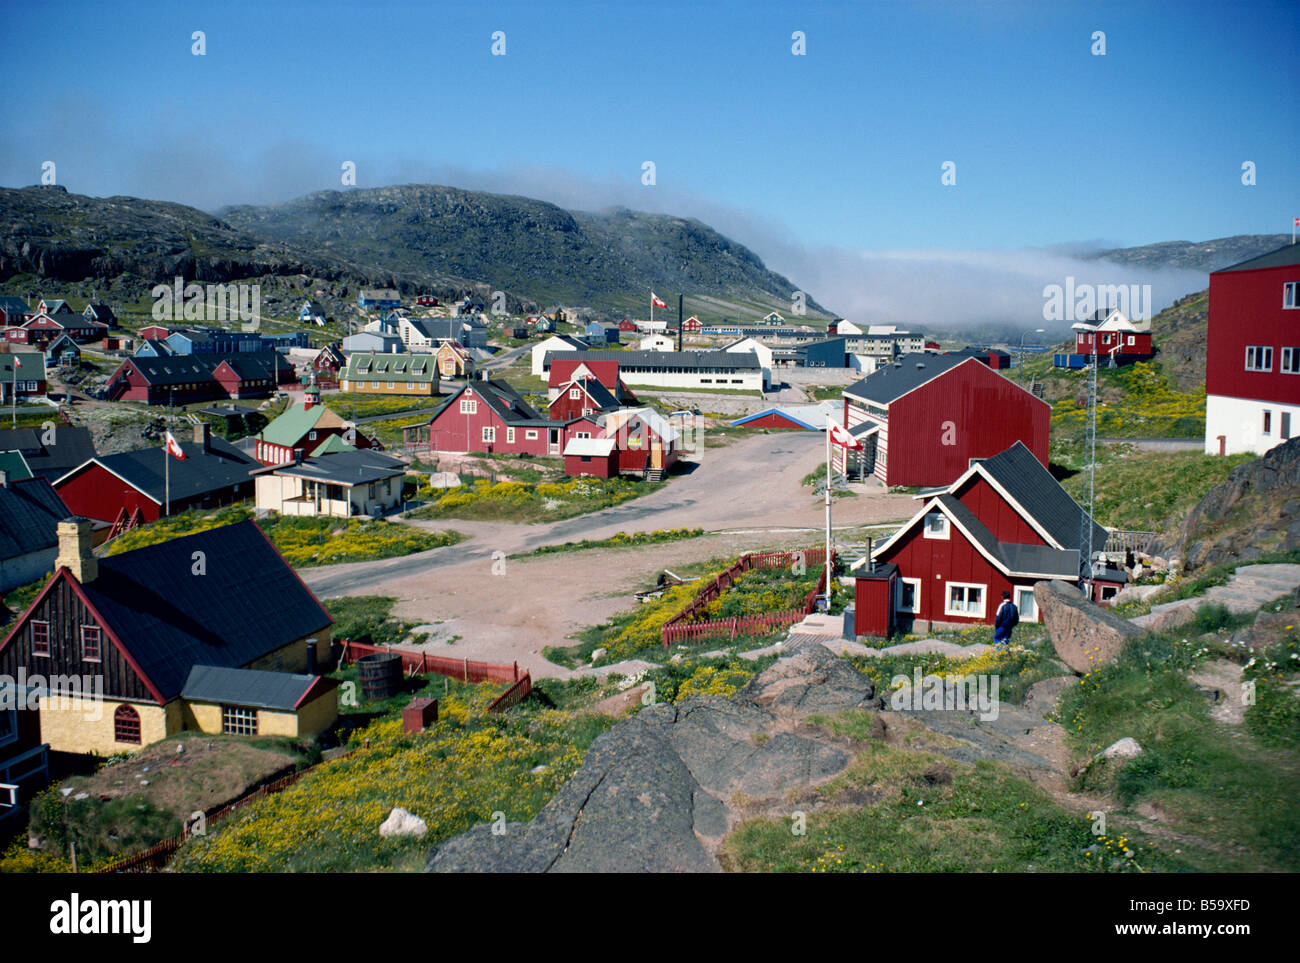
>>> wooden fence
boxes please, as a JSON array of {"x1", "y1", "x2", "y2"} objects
[
  {"x1": 338, "y1": 639, "x2": 524, "y2": 685},
  {"x1": 96, "y1": 748, "x2": 360, "y2": 874},
  {"x1": 487, "y1": 673, "x2": 534, "y2": 713},
  {"x1": 660, "y1": 548, "x2": 832, "y2": 647}
]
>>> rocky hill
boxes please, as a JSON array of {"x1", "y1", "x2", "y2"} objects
[
  {"x1": 0, "y1": 183, "x2": 829, "y2": 321},
  {"x1": 1160, "y1": 436, "x2": 1300, "y2": 570},
  {"x1": 1089, "y1": 234, "x2": 1291, "y2": 273},
  {"x1": 219, "y1": 185, "x2": 829, "y2": 319}
]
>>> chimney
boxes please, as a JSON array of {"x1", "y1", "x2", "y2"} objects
[
  {"x1": 194, "y1": 421, "x2": 210, "y2": 450},
  {"x1": 55, "y1": 517, "x2": 98, "y2": 584}
]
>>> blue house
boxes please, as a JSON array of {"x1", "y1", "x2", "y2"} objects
[{"x1": 585, "y1": 322, "x2": 621, "y2": 344}]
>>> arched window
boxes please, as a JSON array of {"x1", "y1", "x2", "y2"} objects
[{"x1": 113, "y1": 705, "x2": 141, "y2": 745}]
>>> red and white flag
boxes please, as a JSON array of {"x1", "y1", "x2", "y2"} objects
[
  {"x1": 1294, "y1": 217, "x2": 1299, "y2": 227},
  {"x1": 651, "y1": 292, "x2": 667, "y2": 309},
  {"x1": 164, "y1": 430, "x2": 187, "y2": 460},
  {"x1": 827, "y1": 420, "x2": 863, "y2": 450}
]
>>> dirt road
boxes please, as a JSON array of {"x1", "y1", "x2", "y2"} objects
[{"x1": 302, "y1": 431, "x2": 916, "y2": 678}]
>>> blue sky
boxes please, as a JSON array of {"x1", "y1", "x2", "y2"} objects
[{"x1": 1, "y1": 0, "x2": 1296, "y2": 322}]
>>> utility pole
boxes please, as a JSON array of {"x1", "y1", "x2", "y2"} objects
[{"x1": 1078, "y1": 322, "x2": 1098, "y2": 599}]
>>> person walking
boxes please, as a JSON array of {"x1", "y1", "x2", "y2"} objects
[{"x1": 994, "y1": 591, "x2": 1019, "y2": 646}]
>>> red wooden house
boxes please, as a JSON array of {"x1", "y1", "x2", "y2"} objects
[
  {"x1": 562, "y1": 436, "x2": 618, "y2": 477},
  {"x1": 54, "y1": 424, "x2": 259, "y2": 525},
  {"x1": 598, "y1": 408, "x2": 679, "y2": 478},
  {"x1": 402, "y1": 378, "x2": 557, "y2": 456},
  {"x1": 682, "y1": 316, "x2": 702, "y2": 333},
  {"x1": 547, "y1": 357, "x2": 622, "y2": 397},
  {"x1": 416, "y1": 295, "x2": 439, "y2": 307},
  {"x1": 548, "y1": 376, "x2": 623, "y2": 422},
  {"x1": 312, "y1": 343, "x2": 346, "y2": 379},
  {"x1": 618, "y1": 319, "x2": 638, "y2": 332},
  {"x1": 1205, "y1": 243, "x2": 1300, "y2": 456},
  {"x1": 1071, "y1": 309, "x2": 1154, "y2": 361},
  {"x1": 17, "y1": 311, "x2": 109, "y2": 346},
  {"x1": 138, "y1": 325, "x2": 172, "y2": 341},
  {"x1": 836, "y1": 354, "x2": 1050, "y2": 487},
  {"x1": 851, "y1": 441, "x2": 1118, "y2": 637}
]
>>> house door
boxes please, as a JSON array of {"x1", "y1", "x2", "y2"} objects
[{"x1": 548, "y1": 428, "x2": 560, "y2": 456}]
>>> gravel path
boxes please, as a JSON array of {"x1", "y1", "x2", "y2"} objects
[{"x1": 301, "y1": 432, "x2": 916, "y2": 678}]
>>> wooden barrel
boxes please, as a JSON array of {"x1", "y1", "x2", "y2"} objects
[{"x1": 357, "y1": 652, "x2": 403, "y2": 700}]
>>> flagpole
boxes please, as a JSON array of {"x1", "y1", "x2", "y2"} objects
[
  {"x1": 824, "y1": 417, "x2": 832, "y2": 610},
  {"x1": 165, "y1": 439, "x2": 170, "y2": 517}
]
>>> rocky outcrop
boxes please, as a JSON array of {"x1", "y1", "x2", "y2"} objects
[
  {"x1": 1035, "y1": 579, "x2": 1144, "y2": 673},
  {"x1": 425, "y1": 640, "x2": 879, "y2": 873},
  {"x1": 1160, "y1": 437, "x2": 1300, "y2": 571}
]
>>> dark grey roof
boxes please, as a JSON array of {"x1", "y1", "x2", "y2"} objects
[
  {"x1": 80, "y1": 521, "x2": 332, "y2": 701},
  {"x1": 937, "y1": 494, "x2": 1079, "y2": 578},
  {"x1": 65, "y1": 436, "x2": 259, "y2": 504},
  {"x1": 407, "y1": 318, "x2": 459, "y2": 341},
  {"x1": 468, "y1": 379, "x2": 546, "y2": 424},
  {"x1": 0, "y1": 427, "x2": 95, "y2": 481},
  {"x1": 182, "y1": 664, "x2": 327, "y2": 710},
  {"x1": 554, "y1": 377, "x2": 619, "y2": 411},
  {"x1": 1215, "y1": 242, "x2": 1300, "y2": 273},
  {"x1": 969, "y1": 441, "x2": 1107, "y2": 550},
  {"x1": 0, "y1": 476, "x2": 68, "y2": 562},
  {"x1": 274, "y1": 450, "x2": 406, "y2": 485},
  {"x1": 844, "y1": 353, "x2": 970, "y2": 404},
  {"x1": 0, "y1": 296, "x2": 30, "y2": 316},
  {"x1": 84, "y1": 303, "x2": 115, "y2": 321},
  {"x1": 547, "y1": 349, "x2": 759, "y2": 370}
]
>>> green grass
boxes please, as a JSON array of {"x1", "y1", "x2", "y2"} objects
[
  {"x1": 324, "y1": 595, "x2": 417, "y2": 648},
  {"x1": 104, "y1": 505, "x2": 462, "y2": 567},
  {"x1": 722, "y1": 724, "x2": 1188, "y2": 873},
  {"x1": 327, "y1": 392, "x2": 443, "y2": 420},
  {"x1": 518, "y1": 527, "x2": 706, "y2": 558},
  {"x1": 407, "y1": 475, "x2": 659, "y2": 523},
  {"x1": 1035, "y1": 361, "x2": 1206, "y2": 440},
  {"x1": 1057, "y1": 445, "x2": 1252, "y2": 532},
  {"x1": 1057, "y1": 631, "x2": 1300, "y2": 871}
]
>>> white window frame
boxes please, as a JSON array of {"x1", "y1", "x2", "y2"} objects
[
  {"x1": 1263, "y1": 410, "x2": 1272, "y2": 436},
  {"x1": 525, "y1": 430, "x2": 538, "y2": 440},
  {"x1": 221, "y1": 705, "x2": 258, "y2": 736},
  {"x1": 1245, "y1": 345, "x2": 1274, "y2": 372},
  {"x1": 945, "y1": 582, "x2": 987, "y2": 618},
  {"x1": 569, "y1": 388, "x2": 581, "y2": 400},
  {"x1": 896, "y1": 577, "x2": 921, "y2": 614},
  {"x1": 923, "y1": 512, "x2": 949, "y2": 539},
  {"x1": 1284, "y1": 281, "x2": 1299, "y2": 309},
  {"x1": 1282, "y1": 347, "x2": 1300, "y2": 374},
  {"x1": 506, "y1": 427, "x2": 515, "y2": 444},
  {"x1": 1282, "y1": 411, "x2": 1292, "y2": 441},
  {"x1": 1126, "y1": 335, "x2": 1135, "y2": 346},
  {"x1": 459, "y1": 399, "x2": 477, "y2": 414},
  {"x1": 482, "y1": 426, "x2": 496, "y2": 443},
  {"x1": 1014, "y1": 586, "x2": 1039, "y2": 623}
]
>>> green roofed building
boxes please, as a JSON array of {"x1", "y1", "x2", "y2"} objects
[{"x1": 341, "y1": 352, "x2": 440, "y2": 397}]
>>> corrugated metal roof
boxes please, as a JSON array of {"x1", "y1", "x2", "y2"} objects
[
  {"x1": 563, "y1": 436, "x2": 616, "y2": 457},
  {"x1": 182, "y1": 664, "x2": 324, "y2": 710}
]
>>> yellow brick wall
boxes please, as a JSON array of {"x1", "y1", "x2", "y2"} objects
[
  {"x1": 257, "y1": 708, "x2": 301, "y2": 738},
  {"x1": 182, "y1": 701, "x2": 224, "y2": 734},
  {"x1": 246, "y1": 629, "x2": 332, "y2": 675},
  {"x1": 341, "y1": 380, "x2": 436, "y2": 396},
  {"x1": 39, "y1": 695, "x2": 180, "y2": 755},
  {"x1": 293, "y1": 689, "x2": 339, "y2": 738}
]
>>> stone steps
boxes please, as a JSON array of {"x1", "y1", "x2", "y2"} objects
[{"x1": 1129, "y1": 563, "x2": 1300, "y2": 632}]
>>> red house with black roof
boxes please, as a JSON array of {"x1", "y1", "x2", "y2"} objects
[
  {"x1": 402, "y1": 378, "x2": 558, "y2": 456},
  {"x1": 836, "y1": 353, "x2": 1050, "y2": 487},
  {"x1": 851, "y1": 441, "x2": 1118, "y2": 637}
]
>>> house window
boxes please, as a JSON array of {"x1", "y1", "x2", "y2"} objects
[
  {"x1": 1126, "y1": 336, "x2": 1135, "y2": 346},
  {"x1": 482, "y1": 426, "x2": 496, "y2": 443},
  {"x1": 308, "y1": 431, "x2": 317, "y2": 441},
  {"x1": 221, "y1": 705, "x2": 258, "y2": 736},
  {"x1": 114, "y1": 705, "x2": 141, "y2": 744},
  {"x1": 1282, "y1": 348, "x2": 1300, "y2": 374},
  {"x1": 577, "y1": 431, "x2": 591, "y2": 439},
  {"x1": 31, "y1": 621, "x2": 50, "y2": 657},
  {"x1": 1245, "y1": 346, "x2": 1274, "y2": 372},
  {"x1": 923, "y1": 513, "x2": 949, "y2": 539},
  {"x1": 368, "y1": 483, "x2": 377, "y2": 499},
  {"x1": 945, "y1": 582, "x2": 986, "y2": 618},
  {"x1": 1285, "y1": 282, "x2": 1299, "y2": 309},
  {"x1": 388, "y1": 382, "x2": 395, "y2": 389},
  {"x1": 0, "y1": 709, "x2": 14, "y2": 748},
  {"x1": 506, "y1": 427, "x2": 515, "y2": 444},
  {"x1": 1263, "y1": 410, "x2": 1272, "y2": 435},
  {"x1": 384, "y1": 478, "x2": 392, "y2": 495},
  {"x1": 81, "y1": 625, "x2": 101, "y2": 662},
  {"x1": 569, "y1": 388, "x2": 581, "y2": 399},
  {"x1": 1283, "y1": 412, "x2": 1292, "y2": 441},
  {"x1": 1014, "y1": 587, "x2": 1038, "y2": 623},
  {"x1": 459, "y1": 399, "x2": 477, "y2": 414},
  {"x1": 525, "y1": 430, "x2": 538, "y2": 440},
  {"x1": 896, "y1": 578, "x2": 921, "y2": 614}
]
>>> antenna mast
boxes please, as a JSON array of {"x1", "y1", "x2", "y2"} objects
[{"x1": 1079, "y1": 319, "x2": 1098, "y2": 598}]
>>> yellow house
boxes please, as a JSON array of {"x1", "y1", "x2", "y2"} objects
[
  {"x1": 0, "y1": 517, "x2": 336, "y2": 756},
  {"x1": 341, "y1": 352, "x2": 440, "y2": 396}
]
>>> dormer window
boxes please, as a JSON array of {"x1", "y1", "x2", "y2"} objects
[{"x1": 923, "y1": 512, "x2": 949, "y2": 539}]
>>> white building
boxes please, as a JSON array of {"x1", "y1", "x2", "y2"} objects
[
  {"x1": 722, "y1": 336, "x2": 774, "y2": 389},
  {"x1": 531, "y1": 334, "x2": 588, "y2": 377},
  {"x1": 639, "y1": 333, "x2": 675, "y2": 352}
]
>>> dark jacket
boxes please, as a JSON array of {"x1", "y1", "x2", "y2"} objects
[{"x1": 995, "y1": 600, "x2": 1019, "y2": 632}]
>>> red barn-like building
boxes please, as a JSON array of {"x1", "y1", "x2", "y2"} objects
[
  {"x1": 547, "y1": 358, "x2": 622, "y2": 398},
  {"x1": 1205, "y1": 243, "x2": 1300, "y2": 456},
  {"x1": 851, "y1": 442, "x2": 1116, "y2": 636},
  {"x1": 403, "y1": 379, "x2": 558, "y2": 456},
  {"x1": 835, "y1": 354, "x2": 1050, "y2": 487}
]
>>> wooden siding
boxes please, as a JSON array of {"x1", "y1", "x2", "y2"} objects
[
  {"x1": 0, "y1": 574, "x2": 156, "y2": 702},
  {"x1": 1207, "y1": 262, "x2": 1300, "y2": 406},
  {"x1": 953, "y1": 475, "x2": 1046, "y2": 545}
]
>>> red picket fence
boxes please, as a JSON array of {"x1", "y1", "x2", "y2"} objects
[
  {"x1": 661, "y1": 548, "x2": 834, "y2": 648},
  {"x1": 487, "y1": 673, "x2": 533, "y2": 713},
  {"x1": 338, "y1": 639, "x2": 524, "y2": 685}
]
